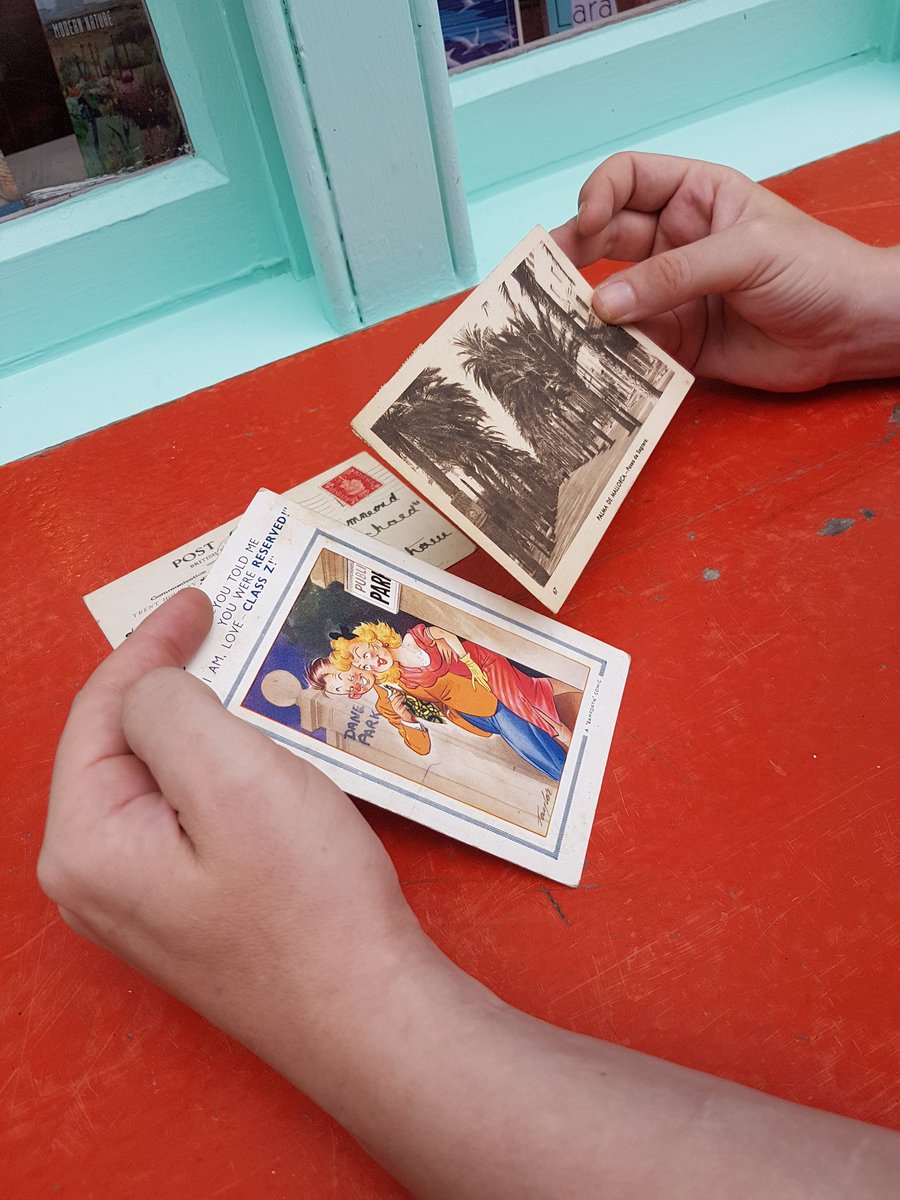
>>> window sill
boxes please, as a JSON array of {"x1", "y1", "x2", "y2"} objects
[
  {"x1": 467, "y1": 56, "x2": 900, "y2": 272},
  {"x1": 1, "y1": 272, "x2": 335, "y2": 465}
]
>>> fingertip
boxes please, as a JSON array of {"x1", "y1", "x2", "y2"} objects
[
  {"x1": 133, "y1": 587, "x2": 214, "y2": 659},
  {"x1": 102, "y1": 588, "x2": 212, "y2": 692},
  {"x1": 548, "y1": 217, "x2": 578, "y2": 256},
  {"x1": 576, "y1": 198, "x2": 607, "y2": 237},
  {"x1": 592, "y1": 278, "x2": 636, "y2": 323},
  {"x1": 574, "y1": 185, "x2": 611, "y2": 237},
  {"x1": 159, "y1": 586, "x2": 213, "y2": 628},
  {"x1": 177, "y1": 586, "x2": 214, "y2": 639}
]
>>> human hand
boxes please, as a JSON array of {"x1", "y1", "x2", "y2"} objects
[
  {"x1": 37, "y1": 595, "x2": 900, "y2": 1200},
  {"x1": 460, "y1": 653, "x2": 490, "y2": 691},
  {"x1": 433, "y1": 635, "x2": 455, "y2": 663},
  {"x1": 551, "y1": 152, "x2": 900, "y2": 391},
  {"x1": 386, "y1": 686, "x2": 415, "y2": 721},
  {"x1": 38, "y1": 589, "x2": 430, "y2": 1102}
]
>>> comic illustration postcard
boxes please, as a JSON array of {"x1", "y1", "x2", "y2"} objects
[
  {"x1": 187, "y1": 490, "x2": 630, "y2": 885},
  {"x1": 84, "y1": 451, "x2": 473, "y2": 646},
  {"x1": 352, "y1": 226, "x2": 693, "y2": 612}
]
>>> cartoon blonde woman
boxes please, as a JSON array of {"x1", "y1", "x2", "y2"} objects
[
  {"x1": 335, "y1": 622, "x2": 488, "y2": 688},
  {"x1": 334, "y1": 621, "x2": 577, "y2": 738},
  {"x1": 327, "y1": 621, "x2": 577, "y2": 782}
]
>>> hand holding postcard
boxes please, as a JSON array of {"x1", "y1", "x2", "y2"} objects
[
  {"x1": 187, "y1": 489, "x2": 629, "y2": 885},
  {"x1": 353, "y1": 226, "x2": 693, "y2": 611}
]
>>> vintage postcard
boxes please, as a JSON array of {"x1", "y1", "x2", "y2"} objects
[
  {"x1": 84, "y1": 452, "x2": 474, "y2": 646},
  {"x1": 186, "y1": 489, "x2": 629, "y2": 885},
  {"x1": 352, "y1": 226, "x2": 693, "y2": 611}
]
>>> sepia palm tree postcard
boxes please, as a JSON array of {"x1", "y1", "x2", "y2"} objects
[
  {"x1": 186, "y1": 488, "x2": 629, "y2": 885},
  {"x1": 352, "y1": 226, "x2": 694, "y2": 612}
]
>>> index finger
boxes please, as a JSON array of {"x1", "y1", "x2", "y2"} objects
[
  {"x1": 54, "y1": 588, "x2": 213, "y2": 780},
  {"x1": 565, "y1": 152, "x2": 752, "y2": 268}
]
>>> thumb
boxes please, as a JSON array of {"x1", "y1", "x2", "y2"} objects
[
  {"x1": 121, "y1": 666, "x2": 352, "y2": 846},
  {"x1": 53, "y1": 587, "x2": 214, "y2": 782},
  {"x1": 591, "y1": 221, "x2": 770, "y2": 324}
]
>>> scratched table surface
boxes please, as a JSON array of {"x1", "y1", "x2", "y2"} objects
[{"x1": 3, "y1": 136, "x2": 899, "y2": 1199}]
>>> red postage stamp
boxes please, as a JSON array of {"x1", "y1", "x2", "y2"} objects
[{"x1": 320, "y1": 466, "x2": 382, "y2": 507}]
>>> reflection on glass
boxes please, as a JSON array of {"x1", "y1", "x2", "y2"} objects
[
  {"x1": 440, "y1": 0, "x2": 672, "y2": 72},
  {"x1": 0, "y1": 149, "x2": 26, "y2": 217},
  {"x1": 0, "y1": 0, "x2": 190, "y2": 219}
]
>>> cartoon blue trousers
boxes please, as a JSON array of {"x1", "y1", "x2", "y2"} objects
[{"x1": 463, "y1": 701, "x2": 566, "y2": 781}]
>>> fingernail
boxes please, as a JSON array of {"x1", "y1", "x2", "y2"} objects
[{"x1": 593, "y1": 280, "x2": 635, "y2": 322}]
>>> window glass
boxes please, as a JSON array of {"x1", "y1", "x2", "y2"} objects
[
  {"x1": 0, "y1": 0, "x2": 189, "y2": 219},
  {"x1": 439, "y1": 0, "x2": 678, "y2": 71}
]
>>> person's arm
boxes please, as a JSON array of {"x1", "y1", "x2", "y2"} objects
[
  {"x1": 38, "y1": 590, "x2": 900, "y2": 1200},
  {"x1": 428, "y1": 625, "x2": 490, "y2": 690},
  {"x1": 551, "y1": 151, "x2": 900, "y2": 391}
]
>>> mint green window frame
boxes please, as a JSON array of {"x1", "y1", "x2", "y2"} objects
[
  {"x1": 2, "y1": 0, "x2": 898, "y2": 464},
  {"x1": 0, "y1": 0, "x2": 477, "y2": 378},
  {"x1": 0, "y1": 1, "x2": 317, "y2": 373}
]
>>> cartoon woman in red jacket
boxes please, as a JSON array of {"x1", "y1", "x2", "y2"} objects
[{"x1": 328, "y1": 620, "x2": 580, "y2": 771}]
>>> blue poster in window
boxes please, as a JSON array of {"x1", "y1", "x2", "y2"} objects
[{"x1": 439, "y1": 0, "x2": 522, "y2": 71}]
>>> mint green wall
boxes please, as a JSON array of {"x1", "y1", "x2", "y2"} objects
[
  {"x1": 2, "y1": 0, "x2": 899, "y2": 465},
  {"x1": 452, "y1": 0, "x2": 891, "y2": 193},
  {"x1": 457, "y1": 0, "x2": 900, "y2": 268}
]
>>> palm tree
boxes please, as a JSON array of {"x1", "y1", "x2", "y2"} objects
[
  {"x1": 373, "y1": 366, "x2": 517, "y2": 488},
  {"x1": 454, "y1": 324, "x2": 551, "y2": 454},
  {"x1": 457, "y1": 319, "x2": 592, "y2": 477},
  {"x1": 512, "y1": 254, "x2": 597, "y2": 354},
  {"x1": 456, "y1": 302, "x2": 636, "y2": 479},
  {"x1": 372, "y1": 367, "x2": 559, "y2": 566},
  {"x1": 513, "y1": 255, "x2": 662, "y2": 397},
  {"x1": 516, "y1": 301, "x2": 641, "y2": 434},
  {"x1": 583, "y1": 321, "x2": 666, "y2": 396}
]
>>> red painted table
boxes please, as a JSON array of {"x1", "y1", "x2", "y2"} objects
[{"x1": 3, "y1": 136, "x2": 899, "y2": 1198}]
